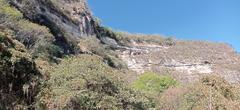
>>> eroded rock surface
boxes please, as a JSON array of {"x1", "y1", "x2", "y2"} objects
[
  {"x1": 10, "y1": 0, "x2": 97, "y2": 37},
  {"x1": 9, "y1": 0, "x2": 99, "y2": 54},
  {"x1": 116, "y1": 41, "x2": 240, "y2": 83}
]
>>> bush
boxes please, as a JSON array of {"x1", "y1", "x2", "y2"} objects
[
  {"x1": 0, "y1": 0, "x2": 23, "y2": 24},
  {"x1": 109, "y1": 29, "x2": 175, "y2": 46},
  {"x1": 0, "y1": 30, "x2": 41, "y2": 109},
  {"x1": 157, "y1": 75, "x2": 240, "y2": 110},
  {"x1": 119, "y1": 32, "x2": 175, "y2": 46},
  {"x1": 78, "y1": 36, "x2": 103, "y2": 54},
  {"x1": 180, "y1": 76, "x2": 240, "y2": 110},
  {"x1": 0, "y1": 0, "x2": 62, "y2": 61},
  {"x1": 103, "y1": 55, "x2": 127, "y2": 69},
  {"x1": 96, "y1": 27, "x2": 175, "y2": 46},
  {"x1": 78, "y1": 36, "x2": 127, "y2": 69},
  {"x1": 132, "y1": 72, "x2": 177, "y2": 93},
  {"x1": 37, "y1": 55, "x2": 154, "y2": 109}
]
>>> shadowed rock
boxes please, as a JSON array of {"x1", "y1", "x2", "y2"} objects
[{"x1": 9, "y1": 0, "x2": 99, "y2": 54}]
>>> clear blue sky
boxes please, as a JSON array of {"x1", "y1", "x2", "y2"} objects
[{"x1": 88, "y1": 0, "x2": 240, "y2": 52}]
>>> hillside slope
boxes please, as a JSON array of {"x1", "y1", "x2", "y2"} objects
[
  {"x1": 1, "y1": 0, "x2": 240, "y2": 109},
  {"x1": 114, "y1": 35, "x2": 240, "y2": 83},
  {"x1": 0, "y1": 29, "x2": 41, "y2": 109}
]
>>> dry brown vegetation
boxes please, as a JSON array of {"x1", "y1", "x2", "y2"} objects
[
  {"x1": 99, "y1": 27, "x2": 175, "y2": 46},
  {"x1": 0, "y1": 29, "x2": 41, "y2": 109},
  {"x1": 143, "y1": 75, "x2": 240, "y2": 110},
  {"x1": 114, "y1": 31, "x2": 175, "y2": 46},
  {"x1": 37, "y1": 55, "x2": 153, "y2": 110}
]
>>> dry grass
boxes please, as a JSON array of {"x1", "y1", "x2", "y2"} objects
[{"x1": 113, "y1": 31, "x2": 175, "y2": 46}]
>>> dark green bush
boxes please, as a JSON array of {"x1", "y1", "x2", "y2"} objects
[{"x1": 0, "y1": 30, "x2": 41, "y2": 109}]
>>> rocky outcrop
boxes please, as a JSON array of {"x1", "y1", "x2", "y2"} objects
[
  {"x1": 9, "y1": 0, "x2": 99, "y2": 54},
  {"x1": 10, "y1": 0, "x2": 97, "y2": 37},
  {"x1": 116, "y1": 41, "x2": 240, "y2": 83}
]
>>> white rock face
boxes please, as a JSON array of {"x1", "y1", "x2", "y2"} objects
[
  {"x1": 118, "y1": 44, "x2": 166, "y2": 74},
  {"x1": 165, "y1": 60, "x2": 213, "y2": 74},
  {"x1": 116, "y1": 41, "x2": 240, "y2": 84},
  {"x1": 174, "y1": 64, "x2": 212, "y2": 74}
]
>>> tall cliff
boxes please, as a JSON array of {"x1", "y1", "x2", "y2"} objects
[
  {"x1": 10, "y1": 0, "x2": 97, "y2": 36},
  {"x1": 9, "y1": 0, "x2": 100, "y2": 54}
]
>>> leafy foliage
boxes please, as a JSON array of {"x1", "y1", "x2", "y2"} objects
[
  {"x1": 0, "y1": 30, "x2": 41, "y2": 109},
  {"x1": 132, "y1": 72, "x2": 178, "y2": 93},
  {"x1": 37, "y1": 55, "x2": 154, "y2": 110}
]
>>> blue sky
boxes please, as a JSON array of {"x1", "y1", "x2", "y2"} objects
[{"x1": 88, "y1": 0, "x2": 240, "y2": 52}]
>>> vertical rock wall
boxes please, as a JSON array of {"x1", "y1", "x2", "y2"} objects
[
  {"x1": 10, "y1": 0, "x2": 97, "y2": 37},
  {"x1": 9, "y1": 0, "x2": 99, "y2": 53}
]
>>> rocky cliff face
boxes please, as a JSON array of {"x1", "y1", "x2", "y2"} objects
[
  {"x1": 10, "y1": 0, "x2": 99, "y2": 54},
  {"x1": 10, "y1": 0, "x2": 97, "y2": 37},
  {"x1": 8, "y1": 0, "x2": 240, "y2": 84},
  {"x1": 116, "y1": 41, "x2": 240, "y2": 83}
]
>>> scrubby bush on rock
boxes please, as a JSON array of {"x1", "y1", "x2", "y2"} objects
[{"x1": 0, "y1": 30, "x2": 41, "y2": 109}]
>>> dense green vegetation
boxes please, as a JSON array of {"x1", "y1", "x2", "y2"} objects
[{"x1": 132, "y1": 72, "x2": 177, "y2": 93}]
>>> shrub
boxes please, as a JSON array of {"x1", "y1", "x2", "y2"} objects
[
  {"x1": 132, "y1": 72, "x2": 178, "y2": 93},
  {"x1": 0, "y1": 0, "x2": 23, "y2": 24},
  {"x1": 103, "y1": 28, "x2": 176, "y2": 46},
  {"x1": 78, "y1": 36, "x2": 103, "y2": 54},
  {"x1": 37, "y1": 55, "x2": 154, "y2": 109},
  {"x1": 97, "y1": 27, "x2": 175, "y2": 46},
  {"x1": 157, "y1": 75, "x2": 240, "y2": 110},
  {"x1": 78, "y1": 36, "x2": 127, "y2": 69},
  {"x1": 103, "y1": 55, "x2": 127, "y2": 69},
  {"x1": 0, "y1": 0, "x2": 63, "y2": 61},
  {"x1": 0, "y1": 30, "x2": 41, "y2": 109}
]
